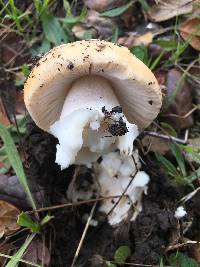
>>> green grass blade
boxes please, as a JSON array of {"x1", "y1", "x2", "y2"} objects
[
  {"x1": 170, "y1": 143, "x2": 186, "y2": 177},
  {"x1": 0, "y1": 252, "x2": 43, "y2": 267},
  {"x1": 0, "y1": 123, "x2": 36, "y2": 209},
  {"x1": 5, "y1": 233, "x2": 36, "y2": 267},
  {"x1": 100, "y1": 1, "x2": 135, "y2": 17}
]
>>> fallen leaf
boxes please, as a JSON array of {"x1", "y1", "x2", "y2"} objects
[
  {"x1": 142, "y1": 136, "x2": 170, "y2": 155},
  {"x1": 187, "y1": 66, "x2": 200, "y2": 106},
  {"x1": 72, "y1": 24, "x2": 97, "y2": 39},
  {"x1": 0, "y1": 99, "x2": 10, "y2": 127},
  {"x1": 118, "y1": 32, "x2": 153, "y2": 47},
  {"x1": 0, "y1": 175, "x2": 46, "y2": 209},
  {"x1": 84, "y1": 0, "x2": 125, "y2": 12},
  {"x1": 117, "y1": 35, "x2": 135, "y2": 47},
  {"x1": 72, "y1": 10, "x2": 115, "y2": 39},
  {"x1": 1, "y1": 33, "x2": 29, "y2": 66},
  {"x1": 23, "y1": 238, "x2": 50, "y2": 266},
  {"x1": 162, "y1": 68, "x2": 194, "y2": 129},
  {"x1": 180, "y1": 18, "x2": 200, "y2": 51},
  {"x1": 15, "y1": 91, "x2": 26, "y2": 115},
  {"x1": 0, "y1": 200, "x2": 20, "y2": 238},
  {"x1": 121, "y1": 5, "x2": 136, "y2": 28},
  {"x1": 148, "y1": 0, "x2": 193, "y2": 22}
]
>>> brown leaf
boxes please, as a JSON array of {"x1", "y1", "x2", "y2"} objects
[
  {"x1": 23, "y1": 238, "x2": 50, "y2": 267},
  {"x1": 84, "y1": 0, "x2": 124, "y2": 12},
  {"x1": 118, "y1": 32, "x2": 153, "y2": 48},
  {"x1": 72, "y1": 25, "x2": 97, "y2": 39},
  {"x1": 15, "y1": 91, "x2": 26, "y2": 115},
  {"x1": 86, "y1": 10, "x2": 115, "y2": 38},
  {"x1": 121, "y1": 5, "x2": 136, "y2": 28},
  {"x1": 0, "y1": 98, "x2": 10, "y2": 127},
  {"x1": 162, "y1": 68, "x2": 194, "y2": 129},
  {"x1": 180, "y1": 18, "x2": 200, "y2": 51},
  {"x1": 142, "y1": 136, "x2": 170, "y2": 155},
  {"x1": 148, "y1": 0, "x2": 193, "y2": 22},
  {"x1": 0, "y1": 200, "x2": 20, "y2": 238},
  {"x1": 72, "y1": 10, "x2": 115, "y2": 40},
  {"x1": 187, "y1": 66, "x2": 200, "y2": 105}
]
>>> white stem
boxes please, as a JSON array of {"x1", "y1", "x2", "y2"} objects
[
  {"x1": 60, "y1": 75, "x2": 120, "y2": 119},
  {"x1": 50, "y1": 75, "x2": 139, "y2": 169}
]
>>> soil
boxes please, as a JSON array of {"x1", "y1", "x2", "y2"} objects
[{"x1": 23, "y1": 121, "x2": 187, "y2": 267}]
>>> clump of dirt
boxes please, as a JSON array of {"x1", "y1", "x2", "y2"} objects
[
  {"x1": 130, "y1": 158, "x2": 180, "y2": 263},
  {"x1": 24, "y1": 122, "x2": 180, "y2": 266}
]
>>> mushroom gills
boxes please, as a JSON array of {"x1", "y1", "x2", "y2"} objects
[{"x1": 50, "y1": 75, "x2": 139, "y2": 169}]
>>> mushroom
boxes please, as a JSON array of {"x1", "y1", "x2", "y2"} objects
[
  {"x1": 67, "y1": 150, "x2": 150, "y2": 225},
  {"x1": 24, "y1": 40, "x2": 162, "y2": 169}
]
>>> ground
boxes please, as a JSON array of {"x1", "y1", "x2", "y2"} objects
[{"x1": 0, "y1": 0, "x2": 200, "y2": 266}]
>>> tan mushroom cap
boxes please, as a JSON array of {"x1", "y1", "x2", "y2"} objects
[{"x1": 24, "y1": 39, "x2": 162, "y2": 131}]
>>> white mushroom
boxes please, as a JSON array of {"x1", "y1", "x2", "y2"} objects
[
  {"x1": 24, "y1": 40, "x2": 162, "y2": 169},
  {"x1": 97, "y1": 151, "x2": 149, "y2": 225}
]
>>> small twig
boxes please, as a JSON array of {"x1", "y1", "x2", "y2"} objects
[
  {"x1": 26, "y1": 195, "x2": 124, "y2": 214},
  {"x1": 109, "y1": 262, "x2": 172, "y2": 267},
  {"x1": 143, "y1": 129, "x2": 189, "y2": 144},
  {"x1": 71, "y1": 202, "x2": 97, "y2": 267},
  {"x1": 180, "y1": 187, "x2": 200, "y2": 203},
  {"x1": 161, "y1": 105, "x2": 199, "y2": 119},
  {"x1": 166, "y1": 240, "x2": 199, "y2": 252}
]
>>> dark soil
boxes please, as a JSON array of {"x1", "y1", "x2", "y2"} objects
[{"x1": 23, "y1": 121, "x2": 187, "y2": 267}]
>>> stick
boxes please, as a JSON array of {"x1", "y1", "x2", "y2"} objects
[
  {"x1": 143, "y1": 129, "x2": 189, "y2": 144},
  {"x1": 71, "y1": 202, "x2": 97, "y2": 267}
]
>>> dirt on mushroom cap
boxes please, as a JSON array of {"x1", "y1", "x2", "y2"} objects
[{"x1": 24, "y1": 39, "x2": 162, "y2": 132}]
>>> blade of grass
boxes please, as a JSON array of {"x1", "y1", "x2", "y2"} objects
[
  {"x1": 5, "y1": 233, "x2": 36, "y2": 267},
  {"x1": 0, "y1": 252, "x2": 43, "y2": 267},
  {"x1": 100, "y1": 0, "x2": 136, "y2": 17},
  {"x1": 0, "y1": 123, "x2": 36, "y2": 210},
  {"x1": 170, "y1": 143, "x2": 186, "y2": 177}
]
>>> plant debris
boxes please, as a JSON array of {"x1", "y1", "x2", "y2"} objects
[
  {"x1": 0, "y1": 200, "x2": 20, "y2": 238},
  {"x1": 147, "y1": 0, "x2": 194, "y2": 22},
  {"x1": 180, "y1": 18, "x2": 200, "y2": 52}
]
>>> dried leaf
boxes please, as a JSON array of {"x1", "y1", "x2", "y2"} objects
[
  {"x1": 0, "y1": 200, "x2": 20, "y2": 237},
  {"x1": 180, "y1": 18, "x2": 200, "y2": 51},
  {"x1": 72, "y1": 25, "x2": 97, "y2": 39},
  {"x1": 0, "y1": 99, "x2": 10, "y2": 127},
  {"x1": 118, "y1": 32, "x2": 153, "y2": 47},
  {"x1": 162, "y1": 68, "x2": 194, "y2": 129},
  {"x1": 142, "y1": 136, "x2": 170, "y2": 155},
  {"x1": 84, "y1": 0, "x2": 125, "y2": 12},
  {"x1": 23, "y1": 238, "x2": 50, "y2": 267},
  {"x1": 148, "y1": 0, "x2": 193, "y2": 22},
  {"x1": 87, "y1": 10, "x2": 115, "y2": 38}
]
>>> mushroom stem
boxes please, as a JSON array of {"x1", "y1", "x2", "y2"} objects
[
  {"x1": 50, "y1": 75, "x2": 139, "y2": 169},
  {"x1": 60, "y1": 75, "x2": 120, "y2": 118}
]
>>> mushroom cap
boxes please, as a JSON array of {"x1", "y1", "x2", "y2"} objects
[{"x1": 24, "y1": 39, "x2": 162, "y2": 131}]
